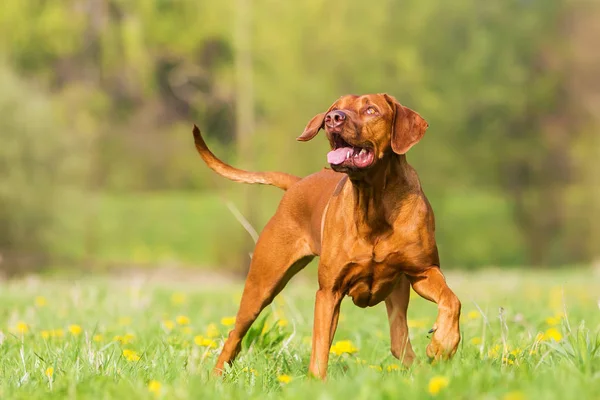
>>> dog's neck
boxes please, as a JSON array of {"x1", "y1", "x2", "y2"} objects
[{"x1": 347, "y1": 153, "x2": 421, "y2": 235}]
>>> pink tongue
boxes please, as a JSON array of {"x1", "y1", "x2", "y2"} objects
[{"x1": 327, "y1": 147, "x2": 352, "y2": 165}]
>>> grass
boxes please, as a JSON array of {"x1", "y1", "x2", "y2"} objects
[
  {"x1": 1, "y1": 268, "x2": 598, "y2": 399},
  {"x1": 49, "y1": 189, "x2": 525, "y2": 269}
]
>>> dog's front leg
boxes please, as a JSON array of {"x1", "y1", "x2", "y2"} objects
[
  {"x1": 407, "y1": 267, "x2": 461, "y2": 361},
  {"x1": 308, "y1": 287, "x2": 342, "y2": 380}
]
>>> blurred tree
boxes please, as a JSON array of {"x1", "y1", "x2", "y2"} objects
[
  {"x1": 0, "y1": 65, "x2": 92, "y2": 275},
  {"x1": 0, "y1": 0, "x2": 597, "y2": 270}
]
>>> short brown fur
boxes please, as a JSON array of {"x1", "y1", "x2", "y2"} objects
[{"x1": 192, "y1": 93, "x2": 461, "y2": 379}]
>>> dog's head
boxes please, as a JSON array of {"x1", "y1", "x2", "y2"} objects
[{"x1": 297, "y1": 94, "x2": 428, "y2": 175}]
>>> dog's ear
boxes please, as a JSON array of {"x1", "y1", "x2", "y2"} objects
[
  {"x1": 296, "y1": 112, "x2": 326, "y2": 141},
  {"x1": 384, "y1": 94, "x2": 429, "y2": 154}
]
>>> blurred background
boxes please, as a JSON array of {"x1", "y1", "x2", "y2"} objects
[{"x1": 1, "y1": 0, "x2": 598, "y2": 277}]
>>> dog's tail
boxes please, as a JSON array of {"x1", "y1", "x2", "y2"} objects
[{"x1": 192, "y1": 125, "x2": 301, "y2": 191}]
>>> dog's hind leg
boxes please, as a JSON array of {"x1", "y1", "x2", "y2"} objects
[
  {"x1": 213, "y1": 214, "x2": 314, "y2": 375},
  {"x1": 385, "y1": 274, "x2": 417, "y2": 367}
]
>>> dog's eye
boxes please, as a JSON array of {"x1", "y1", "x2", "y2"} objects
[{"x1": 365, "y1": 107, "x2": 377, "y2": 115}]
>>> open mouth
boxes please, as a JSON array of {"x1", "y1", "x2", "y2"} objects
[{"x1": 327, "y1": 134, "x2": 375, "y2": 169}]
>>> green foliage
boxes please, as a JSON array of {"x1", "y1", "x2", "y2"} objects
[
  {"x1": 0, "y1": 65, "x2": 90, "y2": 273},
  {"x1": 0, "y1": 0, "x2": 597, "y2": 269}
]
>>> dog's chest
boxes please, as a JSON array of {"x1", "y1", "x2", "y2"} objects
[{"x1": 338, "y1": 257, "x2": 399, "y2": 308}]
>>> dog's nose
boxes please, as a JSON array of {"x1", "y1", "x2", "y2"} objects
[{"x1": 325, "y1": 110, "x2": 346, "y2": 128}]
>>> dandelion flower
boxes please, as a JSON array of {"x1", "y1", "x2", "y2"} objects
[
  {"x1": 41, "y1": 330, "x2": 50, "y2": 340},
  {"x1": 35, "y1": 296, "x2": 47, "y2": 307},
  {"x1": 205, "y1": 323, "x2": 219, "y2": 338},
  {"x1": 488, "y1": 344, "x2": 501, "y2": 358},
  {"x1": 242, "y1": 367, "x2": 259, "y2": 376},
  {"x1": 114, "y1": 333, "x2": 135, "y2": 345},
  {"x1": 467, "y1": 311, "x2": 481, "y2": 320},
  {"x1": 407, "y1": 319, "x2": 428, "y2": 328},
  {"x1": 261, "y1": 323, "x2": 271, "y2": 335},
  {"x1": 176, "y1": 315, "x2": 190, "y2": 325},
  {"x1": 93, "y1": 334, "x2": 104, "y2": 343},
  {"x1": 369, "y1": 365, "x2": 383, "y2": 372},
  {"x1": 277, "y1": 319, "x2": 288, "y2": 327},
  {"x1": 221, "y1": 316, "x2": 236, "y2": 327},
  {"x1": 277, "y1": 374, "x2": 292, "y2": 384},
  {"x1": 503, "y1": 391, "x2": 526, "y2": 400},
  {"x1": 16, "y1": 321, "x2": 29, "y2": 334},
  {"x1": 470, "y1": 337, "x2": 482, "y2": 345},
  {"x1": 122, "y1": 349, "x2": 140, "y2": 362},
  {"x1": 330, "y1": 340, "x2": 358, "y2": 355},
  {"x1": 542, "y1": 327, "x2": 562, "y2": 342},
  {"x1": 545, "y1": 316, "x2": 561, "y2": 326},
  {"x1": 68, "y1": 325, "x2": 82, "y2": 336},
  {"x1": 162, "y1": 320, "x2": 175, "y2": 331},
  {"x1": 386, "y1": 364, "x2": 400, "y2": 372},
  {"x1": 51, "y1": 329, "x2": 64, "y2": 338},
  {"x1": 194, "y1": 335, "x2": 217, "y2": 348},
  {"x1": 428, "y1": 376, "x2": 450, "y2": 395},
  {"x1": 171, "y1": 292, "x2": 186, "y2": 305},
  {"x1": 148, "y1": 380, "x2": 161, "y2": 394},
  {"x1": 45, "y1": 367, "x2": 54, "y2": 379}
]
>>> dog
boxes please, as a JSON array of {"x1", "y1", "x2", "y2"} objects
[{"x1": 192, "y1": 93, "x2": 461, "y2": 379}]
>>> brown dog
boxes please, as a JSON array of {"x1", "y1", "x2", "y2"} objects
[{"x1": 192, "y1": 93, "x2": 461, "y2": 379}]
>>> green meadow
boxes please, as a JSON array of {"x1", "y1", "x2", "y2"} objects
[{"x1": 1, "y1": 269, "x2": 598, "y2": 399}]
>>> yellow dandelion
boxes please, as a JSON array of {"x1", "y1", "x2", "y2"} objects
[
  {"x1": 16, "y1": 321, "x2": 29, "y2": 334},
  {"x1": 369, "y1": 365, "x2": 383, "y2": 372},
  {"x1": 194, "y1": 335, "x2": 217, "y2": 348},
  {"x1": 545, "y1": 316, "x2": 561, "y2": 326},
  {"x1": 118, "y1": 317, "x2": 132, "y2": 326},
  {"x1": 242, "y1": 367, "x2": 259, "y2": 376},
  {"x1": 355, "y1": 358, "x2": 367, "y2": 365},
  {"x1": 45, "y1": 367, "x2": 54, "y2": 379},
  {"x1": 503, "y1": 391, "x2": 527, "y2": 400},
  {"x1": 386, "y1": 364, "x2": 400, "y2": 372},
  {"x1": 68, "y1": 325, "x2": 82, "y2": 336},
  {"x1": 93, "y1": 334, "x2": 104, "y2": 343},
  {"x1": 171, "y1": 292, "x2": 186, "y2": 305},
  {"x1": 35, "y1": 296, "x2": 47, "y2": 307},
  {"x1": 261, "y1": 322, "x2": 271, "y2": 335},
  {"x1": 205, "y1": 323, "x2": 219, "y2": 338},
  {"x1": 330, "y1": 340, "x2": 358, "y2": 356},
  {"x1": 407, "y1": 319, "x2": 428, "y2": 328},
  {"x1": 467, "y1": 310, "x2": 481, "y2": 320},
  {"x1": 542, "y1": 327, "x2": 563, "y2": 342},
  {"x1": 428, "y1": 376, "x2": 450, "y2": 395},
  {"x1": 221, "y1": 316, "x2": 236, "y2": 327},
  {"x1": 470, "y1": 337, "x2": 482, "y2": 345},
  {"x1": 277, "y1": 319, "x2": 289, "y2": 327},
  {"x1": 277, "y1": 374, "x2": 292, "y2": 384},
  {"x1": 502, "y1": 356, "x2": 515, "y2": 365},
  {"x1": 488, "y1": 344, "x2": 501, "y2": 358},
  {"x1": 176, "y1": 315, "x2": 190, "y2": 326},
  {"x1": 41, "y1": 330, "x2": 50, "y2": 340},
  {"x1": 122, "y1": 349, "x2": 140, "y2": 362},
  {"x1": 162, "y1": 320, "x2": 175, "y2": 331},
  {"x1": 114, "y1": 333, "x2": 135, "y2": 345},
  {"x1": 148, "y1": 380, "x2": 162, "y2": 395},
  {"x1": 51, "y1": 329, "x2": 64, "y2": 338}
]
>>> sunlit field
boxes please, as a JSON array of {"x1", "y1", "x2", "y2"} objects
[{"x1": 1, "y1": 269, "x2": 599, "y2": 399}]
